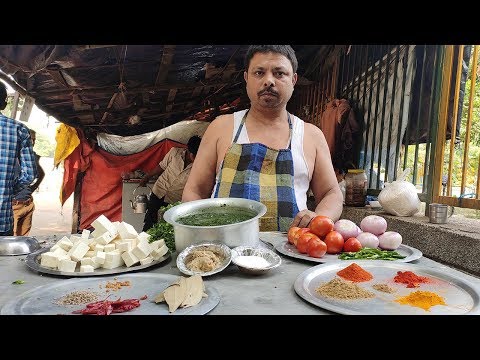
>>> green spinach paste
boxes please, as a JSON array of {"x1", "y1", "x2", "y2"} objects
[{"x1": 177, "y1": 206, "x2": 257, "y2": 226}]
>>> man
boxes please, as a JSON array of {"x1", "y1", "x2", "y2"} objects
[
  {"x1": 12, "y1": 129, "x2": 45, "y2": 236},
  {"x1": 0, "y1": 81, "x2": 38, "y2": 236},
  {"x1": 182, "y1": 45, "x2": 343, "y2": 231},
  {"x1": 140, "y1": 135, "x2": 201, "y2": 231}
]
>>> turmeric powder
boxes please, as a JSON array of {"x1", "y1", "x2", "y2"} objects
[{"x1": 395, "y1": 290, "x2": 446, "y2": 311}]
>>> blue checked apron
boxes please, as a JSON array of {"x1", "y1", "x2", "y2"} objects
[{"x1": 213, "y1": 110, "x2": 299, "y2": 231}]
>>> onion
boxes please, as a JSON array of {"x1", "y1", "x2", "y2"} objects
[
  {"x1": 378, "y1": 231, "x2": 402, "y2": 250},
  {"x1": 334, "y1": 219, "x2": 360, "y2": 240},
  {"x1": 360, "y1": 215, "x2": 387, "y2": 236},
  {"x1": 356, "y1": 232, "x2": 379, "y2": 249}
]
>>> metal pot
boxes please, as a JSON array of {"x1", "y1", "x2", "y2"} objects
[
  {"x1": 130, "y1": 186, "x2": 151, "y2": 214},
  {"x1": 163, "y1": 198, "x2": 267, "y2": 252}
]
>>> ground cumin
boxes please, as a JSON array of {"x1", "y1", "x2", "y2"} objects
[
  {"x1": 372, "y1": 283, "x2": 395, "y2": 293},
  {"x1": 394, "y1": 271, "x2": 430, "y2": 288},
  {"x1": 316, "y1": 277, "x2": 375, "y2": 300},
  {"x1": 337, "y1": 263, "x2": 373, "y2": 282},
  {"x1": 395, "y1": 290, "x2": 446, "y2": 311}
]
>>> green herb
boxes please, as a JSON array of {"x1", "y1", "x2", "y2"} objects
[
  {"x1": 146, "y1": 201, "x2": 181, "y2": 253},
  {"x1": 338, "y1": 247, "x2": 406, "y2": 261},
  {"x1": 12, "y1": 280, "x2": 25, "y2": 285}
]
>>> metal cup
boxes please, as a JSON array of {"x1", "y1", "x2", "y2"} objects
[{"x1": 428, "y1": 203, "x2": 453, "y2": 224}]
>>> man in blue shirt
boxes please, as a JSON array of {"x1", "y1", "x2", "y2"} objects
[
  {"x1": 0, "y1": 81, "x2": 38, "y2": 236},
  {"x1": 12, "y1": 129, "x2": 45, "y2": 236}
]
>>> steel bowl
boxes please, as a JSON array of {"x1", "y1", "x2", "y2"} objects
[
  {"x1": 231, "y1": 246, "x2": 282, "y2": 275},
  {"x1": 176, "y1": 242, "x2": 232, "y2": 277},
  {"x1": 163, "y1": 198, "x2": 267, "y2": 252},
  {"x1": 0, "y1": 236, "x2": 41, "y2": 256}
]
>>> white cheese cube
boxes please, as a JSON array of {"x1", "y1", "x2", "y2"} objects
[
  {"x1": 121, "y1": 250, "x2": 139, "y2": 267},
  {"x1": 81, "y1": 229, "x2": 91, "y2": 239},
  {"x1": 94, "y1": 244, "x2": 104, "y2": 254},
  {"x1": 137, "y1": 231, "x2": 151, "y2": 242},
  {"x1": 80, "y1": 265, "x2": 94, "y2": 273},
  {"x1": 40, "y1": 252, "x2": 59, "y2": 268},
  {"x1": 103, "y1": 243, "x2": 116, "y2": 253},
  {"x1": 116, "y1": 221, "x2": 139, "y2": 240},
  {"x1": 149, "y1": 239, "x2": 165, "y2": 252},
  {"x1": 68, "y1": 242, "x2": 90, "y2": 262},
  {"x1": 91, "y1": 214, "x2": 118, "y2": 237},
  {"x1": 105, "y1": 250, "x2": 122, "y2": 263},
  {"x1": 50, "y1": 243, "x2": 60, "y2": 251},
  {"x1": 58, "y1": 258, "x2": 77, "y2": 272},
  {"x1": 95, "y1": 231, "x2": 114, "y2": 245},
  {"x1": 69, "y1": 235, "x2": 83, "y2": 245},
  {"x1": 152, "y1": 244, "x2": 169, "y2": 260},
  {"x1": 140, "y1": 256, "x2": 153, "y2": 265},
  {"x1": 52, "y1": 247, "x2": 68, "y2": 257},
  {"x1": 85, "y1": 250, "x2": 95, "y2": 258},
  {"x1": 94, "y1": 251, "x2": 106, "y2": 265},
  {"x1": 117, "y1": 241, "x2": 133, "y2": 253},
  {"x1": 57, "y1": 236, "x2": 73, "y2": 251},
  {"x1": 132, "y1": 238, "x2": 152, "y2": 259},
  {"x1": 102, "y1": 255, "x2": 124, "y2": 269}
]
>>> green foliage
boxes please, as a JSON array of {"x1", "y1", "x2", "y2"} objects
[
  {"x1": 146, "y1": 201, "x2": 182, "y2": 253},
  {"x1": 34, "y1": 133, "x2": 55, "y2": 157}
]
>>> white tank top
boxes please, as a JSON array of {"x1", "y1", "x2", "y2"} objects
[{"x1": 228, "y1": 109, "x2": 310, "y2": 211}]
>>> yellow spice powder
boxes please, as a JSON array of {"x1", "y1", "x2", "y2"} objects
[{"x1": 395, "y1": 290, "x2": 446, "y2": 311}]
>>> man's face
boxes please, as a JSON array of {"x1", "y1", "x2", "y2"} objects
[{"x1": 244, "y1": 51, "x2": 297, "y2": 109}]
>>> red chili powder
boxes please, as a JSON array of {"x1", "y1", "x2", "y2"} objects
[
  {"x1": 337, "y1": 263, "x2": 373, "y2": 282},
  {"x1": 394, "y1": 271, "x2": 430, "y2": 288}
]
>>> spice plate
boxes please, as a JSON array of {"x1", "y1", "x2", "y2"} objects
[
  {"x1": 273, "y1": 236, "x2": 422, "y2": 263},
  {"x1": 25, "y1": 247, "x2": 171, "y2": 277},
  {"x1": 294, "y1": 261, "x2": 480, "y2": 315},
  {"x1": 1, "y1": 273, "x2": 220, "y2": 315}
]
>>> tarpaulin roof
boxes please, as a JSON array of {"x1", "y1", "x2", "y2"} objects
[{"x1": 0, "y1": 45, "x2": 330, "y2": 136}]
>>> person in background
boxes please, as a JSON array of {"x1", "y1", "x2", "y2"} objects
[
  {"x1": 12, "y1": 129, "x2": 45, "y2": 236},
  {"x1": 139, "y1": 135, "x2": 202, "y2": 231},
  {"x1": 0, "y1": 81, "x2": 38, "y2": 236},
  {"x1": 182, "y1": 45, "x2": 343, "y2": 231}
]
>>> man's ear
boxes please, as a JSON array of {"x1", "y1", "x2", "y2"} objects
[
  {"x1": 244, "y1": 71, "x2": 248, "y2": 82},
  {"x1": 292, "y1": 73, "x2": 298, "y2": 86}
]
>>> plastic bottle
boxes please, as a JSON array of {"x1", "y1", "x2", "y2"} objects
[{"x1": 345, "y1": 169, "x2": 367, "y2": 207}]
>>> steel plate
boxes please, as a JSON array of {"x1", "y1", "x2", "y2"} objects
[
  {"x1": 25, "y1": 247, "x2": 171, "y2": 277},
  {"x1": 270, "y1": 233, "x2": 422, "y2": 263},
  {"x1": 1, "y1": 273, "x2": 220, "y2": 315},
  {"x1": 294, "y1": 261, "x2": 480, "y2": 315}
]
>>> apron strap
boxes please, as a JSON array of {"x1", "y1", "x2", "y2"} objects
[{"x1": 233, "y1": 110, "x2": 294, "y2": 149}]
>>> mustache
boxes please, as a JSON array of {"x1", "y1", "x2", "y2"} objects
[{"x1": 258, "y1": 88, "x2": 278, "y2": 97}]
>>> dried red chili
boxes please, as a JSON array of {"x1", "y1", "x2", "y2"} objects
[
  {"x1": 394, "y1": 271, "x2": 430, "y2": 288},
  {"x1": 72, "y1": 297, "x2": 146, "y2": 315}
]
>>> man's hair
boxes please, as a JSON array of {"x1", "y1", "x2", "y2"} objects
[
  {"x1": 187, "y1": 135, "x2": 201, "y2": 155},
  {"x1": 0, "y1": 81, "x2": 7, "y2": 104},
  {"x1": 29, "y1": 129, "x2": 36, "y2": 136},
  {"x1": 244, "y1": 45, "x2": 298, "y2": 73}
]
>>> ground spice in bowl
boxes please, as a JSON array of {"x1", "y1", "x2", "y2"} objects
[
  {"x1": 337, "y1": 263, "x2": 373, "y2": 282},
  {"x1": 316, "y1": 277, "x2": 375, "y2": 300}
]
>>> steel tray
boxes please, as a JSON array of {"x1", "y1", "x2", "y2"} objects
[
  {"x1": 294, "y1": 261, "x2": 480, "y2": 315},
  {"x1": 1, "y1": 273, "x2": 220, "y2": 315},
  {"x1": 269, "y1": 233, "x2": 422, "y2": 263},
  {"x1": 25, "y1": 247, "x2": 171, "y2": 277}
]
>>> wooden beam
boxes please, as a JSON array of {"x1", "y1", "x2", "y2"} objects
[
  {"x1": 166, "y1": 88, "x2": 177, "y2": 112},
  {"x1": 154, "y1": 45, "x2": 176, "y2": 87}
]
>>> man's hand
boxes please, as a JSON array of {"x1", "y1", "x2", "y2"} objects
[{"x1": 290, "y1": 209, "x2": 317, "y2": 229}]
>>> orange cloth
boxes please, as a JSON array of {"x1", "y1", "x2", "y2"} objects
[
  {"x1": 61, "y1": 133, "x2": 184, "y2": 230},
  {"x1": 319, "y1": 99, "x2": 352, "y2": 156}
]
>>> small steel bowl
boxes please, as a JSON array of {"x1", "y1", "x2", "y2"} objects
[
  {"x1": 0, "y1": 236, "x2": 40, "y2": 256},
  {"x1": 231, "y1": 246, "x2": 282, "y2": 275},
  {"x1": 176, "y1": 243, "x2": 232, "y2": 277}
]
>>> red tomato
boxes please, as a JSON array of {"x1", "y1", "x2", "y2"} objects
[
  {"x1": 297, "y1": 232, "x2": 320, "y2": 254},
  {"x1": 309, "y1": 216, "x2": 334, "y2": 238},
  {"x1": 343, "y1": 237, "x2": 362, "y2": 252},
  {"x1": 324, "y1": 231, "x2": 345, "y2": 254},
  {"x1": 287, "y1": 227, "x2": 301, "y2": 244},
  {"x1": 307, "y1": 238, "x2": 327, "y2": 258},
  {"x1": 293, "y1": 228, "x2": 311, "y2": 246}
]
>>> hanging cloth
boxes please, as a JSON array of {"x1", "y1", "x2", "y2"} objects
[{"x1": 213, "y1": 110, "x2": 299, "y2": 231}]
